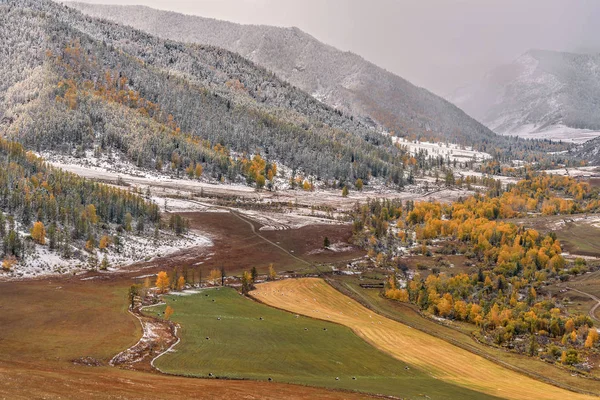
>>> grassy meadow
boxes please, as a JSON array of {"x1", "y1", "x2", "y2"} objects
[{"x1": 149, "y1": 287, "x2": 497, "y2": 399}]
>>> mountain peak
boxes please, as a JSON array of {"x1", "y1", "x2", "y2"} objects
[{"x1": 65, "y1": 1, "x2": 505, "y2": 150}]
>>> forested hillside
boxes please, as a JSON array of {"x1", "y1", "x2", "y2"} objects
[
  {"x1": 0, "y1": 0, "x2": 416, "y2": 187},
  {"x1": 0, "y1": 137, "x2": 170, "y2": 276},
  {"x1": 66, "y1": 2, "x2": 573, "y2": 161},
  {"x1": 571, "y1": 136, "x2": 600, "y2": 165}
]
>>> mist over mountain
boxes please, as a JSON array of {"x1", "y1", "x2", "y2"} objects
[
  {"x1": 449, "y1": 49, "x2": 600, "y2": 144},
  {"x1": 65, "y1": 2, "x2": 506, "y2": 151}
]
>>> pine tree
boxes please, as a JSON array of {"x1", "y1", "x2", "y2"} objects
[
  {"x1": 101, "y1": 254, "x2": 110, "y2": 270},
  {"x1": 342, "y1": 185, "x2": 349, "y2": 197}
]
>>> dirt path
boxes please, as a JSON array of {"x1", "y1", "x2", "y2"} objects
[
  {"x1": 110, "y1": 305, "x2": 178, "y2": 372},
  {"x1": 253, "y1": 278, "x2": 596, "y2": 400},
  {"x1": 566, "y1": 286, "x2": 600, "y2": 324},
  {"x1": 230, "y1": 210, "x2": 311, "y2": 267}
]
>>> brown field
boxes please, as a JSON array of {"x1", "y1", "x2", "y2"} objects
[
  {"x1": 177, "y1": 211, "x2": 363, "y2": 275},
  {"x1": 253, "y1": 278, "x2": 596, "y2": 400},
  {"x1": 0, "y1": 212, "x2": 370, "y2": 399}
]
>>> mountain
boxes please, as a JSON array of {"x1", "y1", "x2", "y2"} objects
[
  {"x1": 64, "y1": 2, "x2": 504, "y2": 151},
  {"x1": 449, "y1": 49, "x2": 600, "y2": 143},
  {"x1": 571, "y1": 136, "x2": 600, "y2": 165},
  {"x1": 0, "y1": 0, "x2": 418, "y2": 187}
]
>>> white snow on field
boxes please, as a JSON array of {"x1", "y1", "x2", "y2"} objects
[
  {"x1": 542, "y1": 166, "x2": 600, "y2": 178},
  {"x1": 40, "y1": 149, "x2": 205, "y2": 183},
  {"x1": 151, "y1": 196, "x2": 228, "y2": 213},
  {"x1": 392, "y1": 137, "x2": 491, "y2": 162},
  {"x1": 308, "y1": 242, "x2": 354, "y2": 255},
  {"x1": 167, "y1": 288, "x2": 210, "y2": 296},
  {"x1": 501, "y1": 124, "x2": 600, "y2": 144},
  {"x1": 2, "y1": 230, "x2": 212, "y2": 281},
  {"x1": 41, "y1": 150, "x2": 258, "y2": 198}
]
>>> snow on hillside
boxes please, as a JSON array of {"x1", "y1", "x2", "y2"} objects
[
  {"x1": 449, "y1": 49, "x2": 600, "y2": 143},
  {"x1": 393, "y1": 137, "x2": 491, "y2": 162},
  {"x1": 4, "y1": 230, "x2": 211, "y2": 280},
  {"x1": 68, "y1": 2, "x2": 503, "y2": 148},
  {"x1": 501, "y1": 124, "x2": 600, "y2": 144}
]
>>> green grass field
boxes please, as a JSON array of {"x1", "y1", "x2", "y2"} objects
[
  {"x1": 148, "y1": 288, "x2": 498, "y2": 399},
  {"x1": 328, "y1": 275, "x2": 600, "y2": 395}
]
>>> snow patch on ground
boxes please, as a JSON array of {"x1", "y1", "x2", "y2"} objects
[
  {"x1": 501, "y1": 124, "x2": 600, "y2": 144},
  {"x1": 308, "y1": 242, "x2": 354, "y2": 255},
  {"x1": 542, "y1": 166, "x2": 600, "y2": 178},
  {"x1": 2, "y1": 230, "x2": 212, "y2": 280},
  {"x1": 392, "y1": 137, "x2": 491, "y2": 162}
]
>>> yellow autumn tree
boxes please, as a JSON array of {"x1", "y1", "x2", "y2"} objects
[
  {"x1": 209, "y1": 269, "x2": 221, "y2": 284},
  {"x1": 164, "y1": 305, "x2": 174, "y2": 320},
  {"x1": 30, "y1": 221, "x2": 46, "y2": 245},
  {"x1": 437, "y1": 294, "x2": 454, "y2": 317},
  {"x1": 565, "y1": 319, "x2": 575, "y2": 333},
  {"x1": 177, "y1": 276, "x2": 186, "y2": 291},
  {"x1": 99, "y1": 235, "x2": 112, "y2": 251},
  {"x1": 195, "y1": 163, "x2": 203, "y2": 178},
  {"x1": 241, "y1": 270, "x2": 253, "y2": 294},
  {"x1": 156, "y1": 271, "x2": 170, "y2": 293},
  {"x1": 570, "y1": 330, "x2": 578, "y2": 343},
  {"x1": 85, "y1": 204, "x2": 99, "y2": 224},
  {"x1": 585, "y1": 329, "x2": 599, "y2": 348},
  {"x1": 2, "y1": 256, "x2": 17, "y2": 271},
  {"x1": 268, "y1": 264, "x2": 277, "y2": 281}
]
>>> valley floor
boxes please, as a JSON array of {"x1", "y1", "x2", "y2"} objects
[{"x1": 2, "y1": 168, "x2": 600, "y2": 399}]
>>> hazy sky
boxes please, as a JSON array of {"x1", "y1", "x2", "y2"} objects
[{"x1": 69, "y1": 0, "x2": 600, "y2": 95}]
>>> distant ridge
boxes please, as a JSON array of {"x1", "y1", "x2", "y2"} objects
[
  {"x1": 449, "y1": 49, "x2": 600, "y2": 144},
  {"x1": 66, "y1": 2, "x2": 505, "y2": 151}
]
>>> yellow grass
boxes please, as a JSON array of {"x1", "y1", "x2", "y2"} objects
[{"x1": 253, "y1": 278, "x2": 594, "y2": 400}]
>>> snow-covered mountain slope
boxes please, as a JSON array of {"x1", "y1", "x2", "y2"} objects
[
  {"x1": 571, "y1": 136, "x2": 600, "y2": 164},
  {"x1": 66, "y1": 2, "x2": 502, "y2": 150},
  {"x1": 449, "y1": 50, "x2": 600, "y2": 143}
]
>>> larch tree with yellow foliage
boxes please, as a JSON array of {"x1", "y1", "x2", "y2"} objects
[
  {"x1": 156, "y1": 271, "x2": 170, "y2": 293},
  {"x1": 268, "y1": 264, "x2": 277, "y2": 281},
  {"x1": 164, "y1": 305, "x2": 174, "y2": 321},
  {"x1": 2, "y1": 256, "x2": 17, "y2": 271},
  {"x1": 177, "y1": 276, "x2": 186, "y2": 291},
  {"x1": 31, "y1": 221, "x2": 46, "y2": 245},
  {"x1": 209, "y1": 269, "x2": 221, "y2": 284},
  {"x1": 585, "y1": 329, "x2": 599, "y2": 348}
]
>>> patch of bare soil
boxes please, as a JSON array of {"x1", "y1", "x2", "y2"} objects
[
  {"x1": 71, "y1": 356, "x2": 104, "y2": 367},
  {"x1": 110, "y1": 307, "x2": 177, "y2": 373}
]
